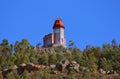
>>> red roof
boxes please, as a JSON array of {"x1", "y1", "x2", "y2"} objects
[{"x1": 53, "y1": 18, "x2": 64, "y2": 29}]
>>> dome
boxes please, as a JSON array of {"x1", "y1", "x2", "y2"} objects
[{"x1": 53, "y1": 18, "x2": 64, "y2": 29}]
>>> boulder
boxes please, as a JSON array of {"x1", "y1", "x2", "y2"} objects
[
  {"x1": 58, "y1": 59, "x2": 70, "y2": 72},
  {"x1": 17, "y1": 63, "x2": 26, "y2": 75},
  {"x1": 67, "y1": 61, "x2": 80, "y2": 74},
  {"x1": 2, "y1": 69, "x2": 13, "y2": 78},
  {"x1": 99, "y1": 68, "x2": 106, "y2": 74}
]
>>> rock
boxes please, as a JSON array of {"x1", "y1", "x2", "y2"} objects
[
  {"x1": 34, "y1": 46, "x2": 54, "y2": 54},
  {"x1": 20, "y1": 63, "x2": 26, "y2": 67},
  {"x1": 50, "y1": 64, "x2": 56, "y2": 70},
  {"x1": 59, "y1": 59, "x2": 70, "y2": 72},
  {"x1": 99, "y1": 69, "x2": 106, "y2": 74},
  {"x1": 73, "y1": 63, "x2": 80, "y2": 72},
  {"x1": 51, "y1": 71, "x2": 58, "y2": 74},
  {"x1": 56, "y1": 60, "x2": 80, "y2": 73},
  {"x1": 26, "y1": 63, "x2": 40, "y2": 72},
  {"x1": 1, "y1": 63, "x2": 51, "y2": 78},
  {"x1": 67, "y1": 61, "x2": 80, "y2": 73},
  {"x1": 71, "y1": 61, "x2": 77, "y2": 64},
  {"x1": 2, "y1": 68, "x2": 13, "y2": 78},
  {"x1": 17, "y1": 64, "x2": 26, "y2": 75}
]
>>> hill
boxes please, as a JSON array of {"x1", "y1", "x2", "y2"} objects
[{"x1": 0, "y1": 39, "x2": 120, "y2": 79}]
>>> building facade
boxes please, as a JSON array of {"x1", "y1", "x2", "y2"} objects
[{"x1": 43, "y1": 18, "x2": 66, "y2": 47}]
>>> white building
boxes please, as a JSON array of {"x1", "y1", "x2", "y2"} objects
[{"x1": 43, "y1": 18, "x2": 66, "y2": 47}]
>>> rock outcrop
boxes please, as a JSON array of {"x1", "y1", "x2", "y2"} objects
[
  {"x1": 2, "y1": 63, "x2": 50, "y2": 78},
  {"x1": 34, "y1": 46, "x2": 55, "y2": 54},
  {"x1": 56, "y1": 60, "x2": 80, "y2": 73}
]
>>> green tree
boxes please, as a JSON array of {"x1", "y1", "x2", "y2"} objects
[
  {"x1": 14, "y1": 39, "x2": 31, "y2": 53},
  {"x1": 38, "y1": 54, "x2": 48, "y2": 65},
  {"x1": 71, "y1": 47, "x2": 82, "y2": 64},
  {"x1": 0, "y1": 39, "x2": 12, "y2": 57},
  {"x1": 56, "y1": 53, "x2": 65, "y2": 62},
  {"x1": 48, "y1": 53, "x2": 57, "y2": 65},
  {"x1": 13, "y1": 39, "x2": 38, "y2": 65},
  {"x1": 21, "y1": 70, "x2": 30, "y2": 79},
  {"x1": 99, "y1": 57, "x2": 112, "y2": 72},
  {"x1": 7, "y1": 70, "x2": 21, "y2": 79}
]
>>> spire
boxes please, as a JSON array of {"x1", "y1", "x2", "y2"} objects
[{"x1": 53, "y1": 17, "x2": 64, "y2": 29}]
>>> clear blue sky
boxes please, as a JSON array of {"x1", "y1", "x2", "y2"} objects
[{"x1": 0, "y1": 0, "x2": 120, "y2": 50}]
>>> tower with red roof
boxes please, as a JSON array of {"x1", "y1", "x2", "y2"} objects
[{"x1": 43, "y1": 18, "x2": 66, "y2": 47}]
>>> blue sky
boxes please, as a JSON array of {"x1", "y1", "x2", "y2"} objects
[{"x1": 0, "y1": 0, "x2": 120, "y2": 50}]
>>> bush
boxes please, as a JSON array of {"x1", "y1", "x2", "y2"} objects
[
  {"x1": 7, "y1": 70, "x2": 21, "y2": 79},
  {"x1": 38, "y1": 54, "x2": 48, "y2": 65}
]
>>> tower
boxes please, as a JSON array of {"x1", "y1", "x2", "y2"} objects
[
  {"x1": 53, "y1": 18, "x2": 66, "y2": 47},
  {"x1": 43, "y1": 18, "x2": 66, "y2": 48}
]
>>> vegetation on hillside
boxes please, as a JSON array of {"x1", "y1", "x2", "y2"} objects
[{"x1": 0, "y1": 39, "x2": 120, "y2": 79}]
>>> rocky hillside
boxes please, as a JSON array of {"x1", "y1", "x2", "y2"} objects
[{"x1": 0, "y1": 39, "x2": 120, "y2": 79}]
